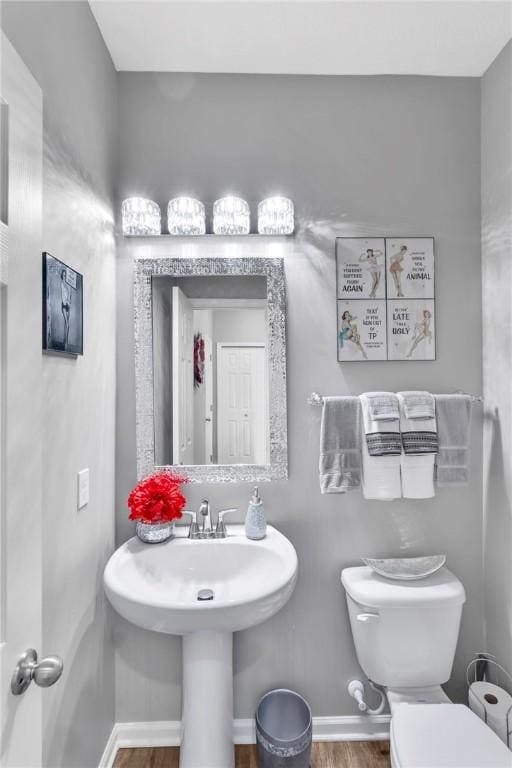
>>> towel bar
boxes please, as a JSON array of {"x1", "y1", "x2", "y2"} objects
[{"x1": 307, "y1": 391, "x2": 483, "y2": 406}]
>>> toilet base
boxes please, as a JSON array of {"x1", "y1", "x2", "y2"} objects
[{"x1": 386, "y1": 684, "x2": 450, "y2": 714}]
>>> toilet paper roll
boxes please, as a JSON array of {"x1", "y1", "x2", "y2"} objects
[{"x1": 468, "y1": 681, "x2": 512, "y2": 747}]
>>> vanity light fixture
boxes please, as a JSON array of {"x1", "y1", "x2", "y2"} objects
[
  {"x1": 122, "y1": 197, "x2": 161, "y2": 236},
  {"x1": 258, "y1": 196, "x2": 294, "y2": 235},
  {"x1": 213, "y1": 196, "x2": 250, "y2": 235},
  {"x1": 167, "y1": 197, "x2": 206, "y2": 236}
]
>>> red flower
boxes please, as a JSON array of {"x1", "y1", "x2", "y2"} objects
[{"x1": 128, "y1": 472, "x2": 188, "y2": 524}]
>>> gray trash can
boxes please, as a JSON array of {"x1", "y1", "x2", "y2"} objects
[{"x1": 255, "y1": 688, "x2": 312, "y2": 768}]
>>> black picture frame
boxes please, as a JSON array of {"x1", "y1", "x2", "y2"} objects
[
  {"x1": 335, "y1": 236, "x2": 436, "y2": 362},
  {"x1": 42, "y1": 252, "x2": 83, "y2": 356}
]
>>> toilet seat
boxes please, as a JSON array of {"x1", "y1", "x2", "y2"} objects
[{"x1": 391, "y1": 703, "x2": 512, "y2": 767}]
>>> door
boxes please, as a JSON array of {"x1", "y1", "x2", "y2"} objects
[
  {"x1": 0, "y1": 34, "x2": 44, "y2": 767},
  {"x1": 203, "y1": 336, "x2": 213, "y2": 464},
  {"x1": 172, "y1": 286, "x2": 194, "y2": 464},
  {"x1": 217, "y1": 344, "x2": 267, "y2": 464}
]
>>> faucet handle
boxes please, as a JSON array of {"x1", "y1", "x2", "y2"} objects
[
  {"x1": 215, "y1": 508, "x2": 238, "y2": 537},
  {"x1": 181, "y1": 510, "x2": 200, "y2": 539}
]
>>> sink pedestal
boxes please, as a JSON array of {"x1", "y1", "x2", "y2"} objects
[
  {"x1": 104, "y1": 527, "x2": 298, "y2": 767},
  {"x1": 181, "y1": 630, "x2": 234, "y2": 768}
]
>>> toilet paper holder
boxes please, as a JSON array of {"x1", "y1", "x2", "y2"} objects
[{"x1": 466, "y1": 653, "x2": 512, "y2": 748}]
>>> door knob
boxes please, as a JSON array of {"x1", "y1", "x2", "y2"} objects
[{"x1": 11, "y1": 649, "x2": 63, "y2": 695}]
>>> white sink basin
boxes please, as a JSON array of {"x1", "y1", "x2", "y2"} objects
[
  {"x1": 104, "y1": 525, "x2": 297, "y2": 635},
  {"x1": 104, "y1": 524, "x2": 298, "y2": 768}
]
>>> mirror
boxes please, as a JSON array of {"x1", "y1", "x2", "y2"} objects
[
  {"x1": 152, "y1": 275, "x2": 268, "y2": 467},
  {"x1": 133, "y1": 242, "x2": 288, "y2": 483}
]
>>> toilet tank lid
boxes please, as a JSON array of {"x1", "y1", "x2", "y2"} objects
[{"x1": 341, "y1": 566, "x2": 466, "y2": 608}]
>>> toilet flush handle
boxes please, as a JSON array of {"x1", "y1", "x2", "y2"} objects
[{"x1": 356, "y1": 612, "x2": 380, "y2": 623}]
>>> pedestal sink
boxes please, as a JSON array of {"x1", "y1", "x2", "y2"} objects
[{"x1": 104, "y1": 525, "x2": 298, "y2": 768}]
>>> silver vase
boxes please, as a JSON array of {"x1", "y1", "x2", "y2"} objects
[{"x1": 135, "y1": 520, "x2": 174, "y2": 544}]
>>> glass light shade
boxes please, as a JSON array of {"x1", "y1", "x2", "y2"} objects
[
  {"x1": 213, "y1": 196, "x2": 250, "y2": 235},
  {"x1": 122, "y1": 197, "x2": 161, "y2": 236},
  {"x1": 258, "y1": 196, "x2": 294, "y2": 235},
  {"x1": 167, "y1": 197, "x2": 205, "y2": 235}
]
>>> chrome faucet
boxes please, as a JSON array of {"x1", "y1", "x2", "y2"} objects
[
  {"x1": 181, "y1": 510, "x2": 200, "y2": 539},
  {"x1": 199, "y1": 499, "x2": 212, "y2": 537},
  {"x1": 215, "y1": 508, "x2": 237, "y2": 538},
  {"x1": 184, "y1": 500, "x2": 237, "y2": 539}
]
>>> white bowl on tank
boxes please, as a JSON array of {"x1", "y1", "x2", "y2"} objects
[{"x1": 341, "y1": 565, "x2": 466, "y2": 689}]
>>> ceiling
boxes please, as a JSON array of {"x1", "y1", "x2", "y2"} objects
[{"x1": 89, "y1": 1, "x2": 512, "y2": 76}]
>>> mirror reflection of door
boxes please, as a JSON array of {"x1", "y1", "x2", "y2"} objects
[
  {"x1": 217, "y1": 344, "x2": 267, "y2": 464},
  {"x1": 172, "y1": 286, "x2": 194, "y2": 464},
  {"x1": 203, "y1": 336, "x2": 214, "y2": 464}
]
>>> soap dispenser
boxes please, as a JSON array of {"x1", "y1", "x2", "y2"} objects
[{"x1": 245, "y1": 486, "x2": 266, "y2": 540}]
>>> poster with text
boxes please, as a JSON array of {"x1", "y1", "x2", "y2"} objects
[
  {"x1": 387, "y1": 299, "x2": 436, "y2": 361},
  {"x1": 338, "y1": 300, "x2": 387, "y2": 362},
  {"x1": 336, "y1": 238, "x2": 386, "y2": 300},
  {"x1": 385, "y1": 237, "x2": 435, "y2": 300}
]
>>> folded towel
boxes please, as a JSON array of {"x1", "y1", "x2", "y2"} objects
[
  {"x1": 360, "y1": 393, "x2": 402, "y2": 499},
  {"x1": 361, "y1": 393, "x2": 402, "y2": 456},
  {"x1": 319, "y1": 396, "x2": 361, "y2": 494},
  {"x1": 399, "y1": 390, "x2": 436, "y2": 420},
  {"x1": 398, "y1": 392, "x2": 438, "y2": 455},
  {"x1": 434, "y1": 394, "x2": 472, "y2": 486},
  {"x1": 398, "y1": 392, "x2": 437, "y2": 499},
  {"x1": 365, "y1": 392, "x2": 400, "y2": 422}
]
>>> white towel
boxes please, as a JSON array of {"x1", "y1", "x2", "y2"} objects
[
  {"x1": 399, "y1": 390, "x2": 436, "y2": 420},
  {"x1": 360, "y1": 393, "x2": 402, "y2": 500},
  {"x1": 366, "y1": 393, "x2": 400, "y2": 422},
  {"x1": 398, "y1": 392, "x2": 437, "y2": 499}
]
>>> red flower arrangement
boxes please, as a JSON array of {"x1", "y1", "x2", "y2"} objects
[{"x1": 128, "y1": 472, "x2": 188, "y2": 524}]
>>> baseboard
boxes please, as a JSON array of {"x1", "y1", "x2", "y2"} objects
[
  {"x1": 234, "y1": 714, "x2": 391, "y2": 743},
  {"x1": 312, "y1": 714, "x2": 391, "y2": 741},
  {"x1": 97, "y1": 725, "x2": 119, "y2": 768},
  {"x1": 99, "y1": 714, "x2": 390, "y2": 767}
]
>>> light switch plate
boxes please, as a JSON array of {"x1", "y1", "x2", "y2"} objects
[{"x1": 77, "y1": 468, "x2": 89, "y2": 510}]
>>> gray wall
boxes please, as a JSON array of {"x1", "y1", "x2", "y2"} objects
[
  {"x1": 116, "y1": 72, "x2": 483, "y2": 722},
  {"x1": 2, "y1": 3, "x2": 118, "y2": 766},
  {"x1": 481, "y1": 41, "x2": 512, "y2": 685},
  {"x1": 213, "y1": 308, "x2": 266, "y2": 344}
]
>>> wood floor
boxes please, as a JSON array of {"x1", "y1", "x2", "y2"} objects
[{"x1": 113, "y1": 741, "x2": 390, "y2": 768}]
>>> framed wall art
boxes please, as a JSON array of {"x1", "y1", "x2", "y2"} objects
[
  {"x1": 385, "y1": 237, "x2": 435, "y2": 360},
  {"x1": 42, "y1": 252, "x2": 83, "y2": 356},
  {"x1": 387, "y1": 299, "x2": 436, "y2": 361},
  {"x1": 336, "y1": 237, "x2": 387, "y2": 361},
  {"x1": 336, "y1": 236, "x2": 435, "y2": 362},
  {"x1": 338, "y1": 300, "x2": 387, "y2": 361}
]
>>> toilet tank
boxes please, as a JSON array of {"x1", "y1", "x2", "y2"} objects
[{"x1": 341, "y1": 566, "x2": 466, "y2": 688}]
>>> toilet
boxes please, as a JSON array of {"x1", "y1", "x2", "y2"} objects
[{"x1": 341, "y1": 566, "x2": 512, "y2": 767}]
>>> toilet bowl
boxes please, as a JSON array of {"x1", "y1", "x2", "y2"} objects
[{"x1": 341, "y1": 566, "x2": 512, "y2": 768}]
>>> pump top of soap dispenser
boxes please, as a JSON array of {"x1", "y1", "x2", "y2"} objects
[{"x1": 251, "y1": 486, "x2": 262, "y2": 505}]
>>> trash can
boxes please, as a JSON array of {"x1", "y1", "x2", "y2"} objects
[{"x1": 255, "y1": 688, "x2": 312, "y2": 768}]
